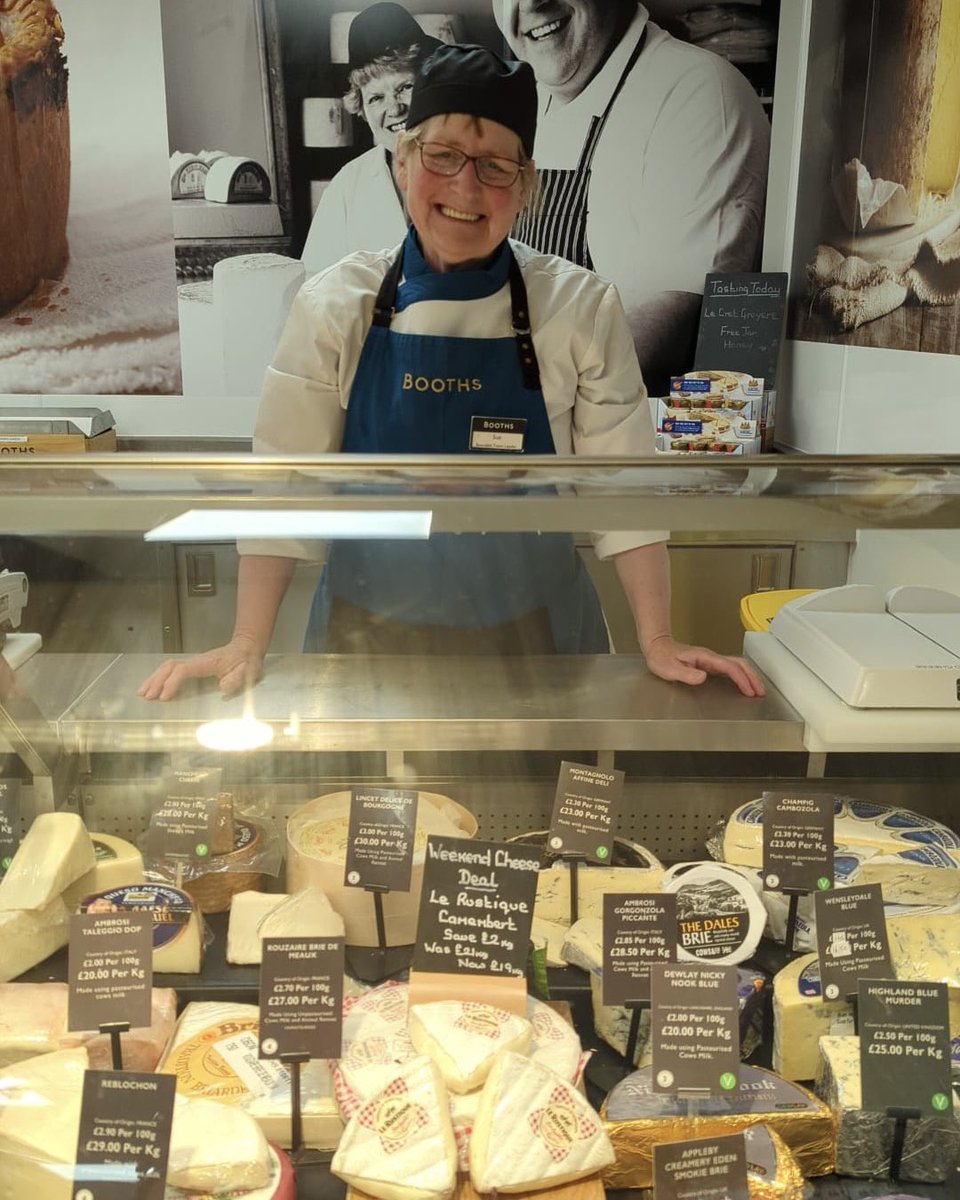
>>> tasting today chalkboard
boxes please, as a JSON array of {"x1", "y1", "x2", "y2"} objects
[{"x1": 694, "y1": 273, "x2": 788, "y2": 386}]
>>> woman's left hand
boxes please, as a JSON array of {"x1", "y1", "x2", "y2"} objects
[{"x1": 642, "y1": 635, "x2": 766, "y2": 697}]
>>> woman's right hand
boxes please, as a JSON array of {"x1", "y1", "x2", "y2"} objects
[{"x1": 137, "y1": 636, "x2": 265, "y2": 702}]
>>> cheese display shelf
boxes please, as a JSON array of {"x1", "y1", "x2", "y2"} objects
[{"x1": 3, "y1": 455, "x2": 960, "y2": 1198}]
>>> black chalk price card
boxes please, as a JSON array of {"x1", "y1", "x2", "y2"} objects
[
  {"x1": 547, "y1": 760, "x2": 624, "y2": 864},
  {"x1": 858, "y1": 979, "x2": 952, "y2": 1114},
  {"x1": 73, "y1": 1069, "x2": 175, "y2": 1200},
  {"x1": 0, "y1": 777, "x2": 20, "y2": 875},
  {"x1": 259, "y1": 937, "x2": 344, "y2": 1060},
  {"x1": 412, "y1": 836, "x2": 538, "y2": 977},
  {"x1": 762, "y1": 792, "x2": 834, "y2": 894},
  {"x1": 344, "y1": 787, "x2": 418, "y2": 892},
  {"x1": 814, "y1": 885, "x2": 892, "y2": 1002},
  {"x1": 602, "y1": 893, "x2": 676, "y2": 1007},
  {"x1": 653, "y1": 1133, "x2": 749, "y2": 1200},
  {"x1": 694, "y1": 272, "x2": 788, "y2": 386},
  {"x1": 146, "y1": 768, "x2": 220, "y2": 863},
  {"x1": 651, "y1": 963, "x2": 740, "y2": 1095},
  {"x1": 68, "y1": 911, "x2": 153, "y2": 1032}
]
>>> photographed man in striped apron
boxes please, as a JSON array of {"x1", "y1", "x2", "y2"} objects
[{"x1": 496, "y1": 1, "x2": 771, "y2": 395}]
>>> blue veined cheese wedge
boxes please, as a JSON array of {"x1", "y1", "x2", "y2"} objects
[{"x1": 816, "y1": 1034, "x2": 960, "y2": 1181}]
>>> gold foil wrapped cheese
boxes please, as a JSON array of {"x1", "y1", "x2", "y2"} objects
[
  {"x1": 600, "y1": 1064, "x2": 835, "y2": 1189},
  {"x1": 630, "y1": 1126, "x2": 807, "y2": 1200}
]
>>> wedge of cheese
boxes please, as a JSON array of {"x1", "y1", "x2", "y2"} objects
[
  {"x1": 535, "y1": 859, "x2": 664, "y2": 929},
  {"x1": 331, "y1": 1056, "x2": 457, "y2": 1200},
  {"x1": 817, "y1": 1035, "x2": 960, "y2": 1182},
  {"x1": 61, "y1": 833, "x2": 144, "y2": 910},
  {"x1": 227, "y1": 891, "x2": 289, "y2": 964},
  {"x1": 333, "y1": 1030, "x2": 417, "y2": 1120},
  {"x1": 0, "y1": 897, "x2": 70, "y2": 983},
  {"x1": 0, "y1": 813, "x2": 95, "y2": 912},
  {"x1": 527, "y1": 996, "x2": 583, "y2": 1084},
  {"x1": 79, "y1": 885, "x2": 203, "y2": 975},
  {"x1": 408, "y1": 1001, "x2": 532, "y2": 1094},
  {"x1": 470, "y1": 1051, "x2": 614, "y2": 1193},
  {"x1": 258, "y1": 886, "x2": 344, "y2": 943},
  {"x1": 168, "y1": 1094, "x2": 272, "y2": 1192}
]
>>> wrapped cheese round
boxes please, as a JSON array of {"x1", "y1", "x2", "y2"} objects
[
  {"x1": 662, "y1": 862, "x2": 766, "y2": 965},
  {"x1": 287, "y1": 791, "x2": 476, "y2": 946}
]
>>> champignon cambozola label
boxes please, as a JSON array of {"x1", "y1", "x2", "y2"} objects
[
  {"x1": 547, "y1": 760, "x2": 623, "y2": 865},
  {"x1": 412, "y1": 837, "x2": 538, "y2": 977},
  {"x1": 762, "y1": 791, "x2": 834, "y2": 893}
]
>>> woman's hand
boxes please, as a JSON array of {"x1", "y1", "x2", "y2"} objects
[
  {"x1": 137, "y1": 636, "x2": 265, "y2": 702},
  {"x1": 642, "y1": 634, "x2": 766, "y2": 698}
]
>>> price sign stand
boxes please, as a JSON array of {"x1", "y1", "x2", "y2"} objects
[
  {"x1": 280, "y1": 1051, "x2": 329, "y2": 1200},
  {"x1": 345, "y1": 883, "x2": 402, "y2": 984},
  {"x1": 280, "y1": 1051, "x2": 309, "y2": 1156},
  {"x1": 98, "y1": 1021, "x2": 130, "y2": 1071},
  {"x1": 543, "y1": 851, "x2": 587, "y2": 925},
  {"x1": 623, "y1": 1001, "x2": 649, "y2": 1075},
  {"x1": 678, "y1": 1086, "x2": 711, "y2": 1123},
  {"x1": 886, "y1": 1106, "x2": 921, "y2": 1182},
  {"x1": 781, "y1": 887, "x2": 808, "y2": 957}
]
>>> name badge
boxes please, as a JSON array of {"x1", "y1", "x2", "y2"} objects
[{"x1": 469, "y1": 415, "x2": 527, "y2": 453}]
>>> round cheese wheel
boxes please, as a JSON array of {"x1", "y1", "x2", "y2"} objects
[{"x1": 663, "y1": 863, "x2": 766, "y2": 966}]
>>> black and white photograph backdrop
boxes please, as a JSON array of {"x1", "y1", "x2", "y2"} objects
[
  {"x1": 161, "y1": 0, "x2": 780, "y2": 407},
  {"x1": 0, "y1": 0, "x2": 180, "y2": 395}
]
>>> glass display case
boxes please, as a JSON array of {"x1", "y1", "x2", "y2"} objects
[{"x1": 1, "y1": 452, "x2": 959, "y2": 1200}]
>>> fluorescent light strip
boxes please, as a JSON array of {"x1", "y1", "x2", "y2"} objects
[{"x1": 145, "y1": 508, "x2": 433, "y2": 542}]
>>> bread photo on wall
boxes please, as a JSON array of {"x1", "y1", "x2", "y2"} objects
[{"x1": 0, "y1": 0, "x2": 70, "y2": 313}]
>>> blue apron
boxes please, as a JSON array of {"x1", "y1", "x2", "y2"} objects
[{"x1": 305, "y1": 229, "x2": 608, "y2": 654}]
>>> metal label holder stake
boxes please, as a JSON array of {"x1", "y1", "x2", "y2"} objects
[
  {"x1": 545, "y1": 851, "x2": 588, "y2": 926},
  {"x1": 780, "y1": 886, "x2": 809, "y2": 957},
  {"x1": 623, "y1": 1000, "x2": 650, "y2": 1076},
  {"x1": 677, "y1": 1085, "x2": 711, "y2": 1122},
  {"x1": 886, "y1": 1106, "x2": 921, "y2": 1182},
  {"x1": 279, "y1": 1049, "x2": 329, "y2": 1198},
  {"x1": 98, "y1": 1021, "x2": 129, "y2": 1071},
  {"x1": 345, "y1": 883, "x2": 412, "y2": 984}
]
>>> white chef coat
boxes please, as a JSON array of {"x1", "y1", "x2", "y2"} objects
[
  {"x1": 300, "y1": 146, "x2": 408, "y2": 276},
  {"x1": 248, "y1": 238, "x2": 667, "y2": 561},
  {"x1": 533, "y1": 5, "x2": 770, "y2": 318}
]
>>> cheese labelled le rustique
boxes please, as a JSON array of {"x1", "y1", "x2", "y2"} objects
[
  {"x1": 0, "y1": 897, "x2": 70, "y2": 983},
  {"x1": 79, "y1": 884, "x2": 203, "y2": 974},
  {"x1": 470, "y1": 1051, "x2": 614, "y2": 1193},
  {"x1": 407, "y1": 1001, "x2": 532, "y2": 1094},
  {"x1": 817, "y1": 1035, "x2": 960, "y2": 1181},
  {"x1": 0, "y1": 812, "x2": 95, "y2": 912},
  {"x1": 331, "y1": 1056, "x2": 458, "y2": 1200}
]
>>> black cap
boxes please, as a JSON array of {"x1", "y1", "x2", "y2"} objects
[
  {"x1": 348, "y1": 3, "x2": 442, "y2": 72},
  {"x1": 407, "y1": 43, "x2": 537, "y2": 159}
]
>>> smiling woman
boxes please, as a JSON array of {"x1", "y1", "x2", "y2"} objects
[{"x1": 301, "y1": 3, "x2": 440, "y2": 274}]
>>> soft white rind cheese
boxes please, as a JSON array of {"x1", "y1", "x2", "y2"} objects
[
  {"x1": 258, "y1": 886, "x2": 344, "y2": 943},
  {"x1": 227, "y1": 891, "x2": 289, "y2": 964},
  {"x1": 470, "y1": 1051, "x2": 614, "y2": 1193},
  {"x1": 167, "y1": 1094, "x2": 272, "y2": 1192},
  {"x1": 0, "y1": 897, "x2": 70, "y2": 983},
  {"x1": 331, "y1": 1056, "x2": 457, "y2": 1200},
  {"x1": 408, "y1": 1002, "x2": 532, "y2": 1094},
  {"x1": 0, "y1": 813, "x2": 95, "y2": 912},
  {"x1": 817, "y1": 1035, "x2": 960, "y2": 1181}
]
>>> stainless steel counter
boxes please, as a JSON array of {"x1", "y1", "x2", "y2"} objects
[{"x1": 7, "y1": 652, "x2": 806, "y2": 755}]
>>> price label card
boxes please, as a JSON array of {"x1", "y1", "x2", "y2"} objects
[
  {"x1": 814, "y1": 885, "x2": 892, "y2": 1002},
  {"x1": 762, "y1": 792, "x2": 834, "y2": 893},
  {"x1": 0, "y1": 778, "x2": 20, "y2": 876},
  {"x1": 259, "y1": 937, "x2": 344, "y2": 1060},
  {"x1": 344, "y1": 787, "x2": 418, "y2": 892},
  {"x1": 547, "y1": 760, "x2": 623, "y2": 864},
  {"x1": 653, "y1": 1132, "x2": 749, "y2": 1200},
  {"x1": 67, "y1": 912, "x2": 153, "y2": 1032},
  {"x1": 73, "y1": 1070, "x2": 175, "y2": 1200},
  {"x1": 859, "y1": 979, "x2": 952, "y2": 1114},
  {"x1": 412, "y1": 837, "x2": 538, "y2": 977},
  {"x1": 602, "y1": 893, "x2": 676, "y2": 1007},
  {"x1": 651, "y1": 963, "x2": 740, "y2": 1095},
  {"x1": 146, "y1": 768, "x2": 220, "y2": 863}
]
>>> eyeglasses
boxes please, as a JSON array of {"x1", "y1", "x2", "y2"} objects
[{"x1": 415, "y1": 139, "x2": 524, "y2": 188}]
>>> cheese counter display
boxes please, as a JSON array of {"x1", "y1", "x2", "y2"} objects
[{"x1": 2, "y1": 796, "x2": 960, "y2": 1196}]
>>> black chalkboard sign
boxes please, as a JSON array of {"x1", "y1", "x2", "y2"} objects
[{"x1": 694, "y1": 273, "x2": 788, "y2": 386}]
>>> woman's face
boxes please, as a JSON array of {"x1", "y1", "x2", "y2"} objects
[
  {"x1": 360, "y1": 67, "x2": 415, "y2": 150},
  {"x1": 396, "y1": 114, "x2": 526, "y2": 273}
]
